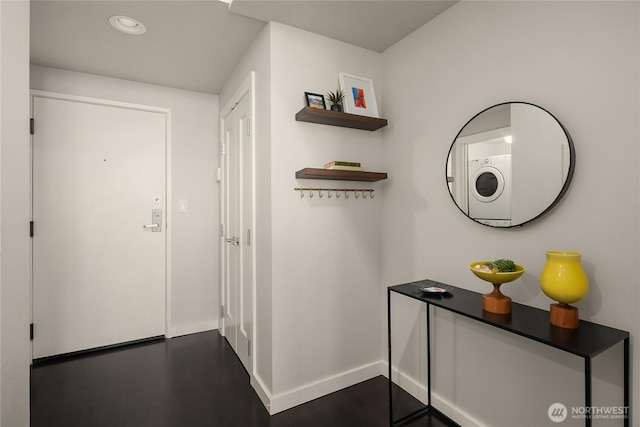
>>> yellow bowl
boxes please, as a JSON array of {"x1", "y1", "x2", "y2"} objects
[{"x1": 469, "y1": 261, "x2": 525, "y2": 284}]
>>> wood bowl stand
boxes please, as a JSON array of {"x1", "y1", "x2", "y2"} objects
[
  {"x1": 550, "y1": 303, "x2": 579, "y2": 329},
  {"x1": 482, "y1": 283, "x2": 511, "y2": 314}
]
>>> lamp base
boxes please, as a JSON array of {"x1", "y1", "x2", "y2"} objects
[
  {"x1": 483, "y1": 283, "x2": 511, "y2": 314},
  {"x1": 550, "y1": 303, "x2": 579, "y2": 329}
]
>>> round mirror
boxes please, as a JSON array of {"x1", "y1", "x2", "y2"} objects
[{"x1": 446, "y1": 102, "x2": 575, "y2": 228}]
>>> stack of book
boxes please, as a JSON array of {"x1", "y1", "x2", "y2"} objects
[{"x1": 323, "y1": 161, "x2": 364, "y2": 171}]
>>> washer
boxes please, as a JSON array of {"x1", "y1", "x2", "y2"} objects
[{"x1": 468, "y1": 154, "x2": 511, "y2": 225}]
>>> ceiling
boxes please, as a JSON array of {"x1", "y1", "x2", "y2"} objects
[{"x1": 30, "y1": 0, "x2": 457, "y2": 94}]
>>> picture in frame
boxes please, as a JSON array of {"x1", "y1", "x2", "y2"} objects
[
  {"x1": 338, "y1": 72, "x2": 379, "y2": 117},
  {"x1": 304, "y1": 92, "x2": 326, "y2": 109}
]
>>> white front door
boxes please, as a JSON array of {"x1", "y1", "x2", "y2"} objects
[
  {"x1": 32, "y1": 94, "x2": 168, "y2": 359},
  {"x1": 221, "y1": 88, "x2": 253, "y2": 374}
]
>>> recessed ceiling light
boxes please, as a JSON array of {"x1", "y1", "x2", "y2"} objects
[{"x1": 109, "y1": 15, "x2": 147, "y2": 35}]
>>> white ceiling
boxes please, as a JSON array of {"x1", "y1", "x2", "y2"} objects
[{"x1": 30, "y1": 0, "x2": 457, "y2": 94}]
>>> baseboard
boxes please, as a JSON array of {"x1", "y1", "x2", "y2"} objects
[
  {"x1": 267, "y1": 361, "x2": 385, "y2": 415},
  {"x1": 169, "y1": 319, "x2": 218, "y2": 338},
  {"x1": 382, "y1": 361, "x2": 483, "y2": 427},
  {"x1": 430, "y1": 393, "x2": 484, "y2": 427},
  {"x1": 250, "y1": 372, "x2": 273, "y2": 414},
  {"x1": 251, "y1": 359, "x2": 482, "y2": 424}
]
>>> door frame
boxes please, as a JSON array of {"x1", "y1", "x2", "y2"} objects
[
  {"x1": 29, "y1": 90, "x2": 174, "y2": 356},
  {"x1": 218, "y1": 72, "x2": 256, "y2": 372}
]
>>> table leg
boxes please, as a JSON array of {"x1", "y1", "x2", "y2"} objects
[
  {"x1": 624, "y1": 338, "x2": 630, "y2": 427},
  {"x1": 585, "y1": 357, "x2": 591, "y2": 427},
  {"x1": 388, "y1": 287, "x2": 393, "y2": 426},
  {"x1": 426, "y1": 303, "x2": 432, "y2": 407}
]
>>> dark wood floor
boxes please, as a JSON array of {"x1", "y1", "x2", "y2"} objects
[{"x1": 31, "y1": 330, "x2": 450, "y2": 427}]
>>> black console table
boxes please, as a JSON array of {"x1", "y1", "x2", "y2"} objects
[{"x1": 388, "y1": 280, "x2": 630, "y2": 427}]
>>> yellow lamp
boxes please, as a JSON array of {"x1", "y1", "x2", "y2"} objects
[{"x1": 540, "y1": 251, "x2": 589, "y2": 329}]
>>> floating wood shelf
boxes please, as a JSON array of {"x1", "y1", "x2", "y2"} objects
[
  {"x1": 295, "y1": 168, "x2": 387, "y2": 182},
  {"x1": 295, "y1": 107, "x2": 388, "y2": 131}
]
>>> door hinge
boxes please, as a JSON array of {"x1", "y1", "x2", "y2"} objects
[
  {"x1": 30, "y1": 118, "x2": 34, "y2": 135},
  {"x1": 220, "y1": 305, "x2": 225, "y2": 319},
  {"x1": 248, "y1": 339, "x2": 252, "y2": 357},
  {"x1": 247, "y1": 118, "x2": 251, "y2": 137},
  {"x1": 246, "y1": 229, "x2": 251, "y2": 246},
  {"x1": 220, "y1": 224, "x2": 225, "y2": 237},
  {"x1": 30, "y1": 221, "x2": 34, "y2": 238},
  {"x1": 30, "y1": 323, "x2": 34, "y2": 340},
  {"x1": 221, "y1": 143, "x2": 226, "y2": 155}
]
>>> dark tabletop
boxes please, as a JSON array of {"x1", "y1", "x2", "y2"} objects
[{"x1": 389, "y1": 280, "x2": 629, "y2": 358}]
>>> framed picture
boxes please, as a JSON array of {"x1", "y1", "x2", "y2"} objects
[
  {"x1": 339, "y1": 72, "x2": 379, "y2": 117},
  {"x1": 304, "y1": 92, "x2": 326, "y2": 109}
]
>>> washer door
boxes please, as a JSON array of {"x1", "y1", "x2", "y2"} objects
[{"x1": 471, "y1": 166, "x2": 505, "y2": 202}]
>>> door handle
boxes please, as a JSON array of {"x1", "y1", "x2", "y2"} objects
[
  {"x1": 143, "y1": 209, "x2": 162, "y2": 232},
  {"x1": 226, "y1": 236, "x2": 240, "y2": 245}
]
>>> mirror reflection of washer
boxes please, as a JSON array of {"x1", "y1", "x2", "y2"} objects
[{"x1": 468, "y1": 154, "x2": 511, "y2": 226}]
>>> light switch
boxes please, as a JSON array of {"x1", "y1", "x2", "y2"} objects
[{"x1": 178, "y1": 199, "x2": 188, "y2": 213}]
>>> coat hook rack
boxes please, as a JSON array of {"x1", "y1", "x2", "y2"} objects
[{"x1": 295, "y1": 187, "x2": 375, "y2": 199}]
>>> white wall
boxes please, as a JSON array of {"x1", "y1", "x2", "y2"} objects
[
  {"x1": 0, "y1": 1, "x2": 31, "y2": 425},
  {"x1": 268, "y1": 22, "x2": 385, "y2": 413},
  {"x1": 30, "y1": 66, "x2": 220, "y2": 338},
  {"x1": 220, "y1": 22, "x2": 388, "y2": 414},
  {"x1": 382, "y1": 1, "x2": 638, "y2": 426}
]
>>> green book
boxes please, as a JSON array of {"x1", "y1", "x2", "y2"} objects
[{"x1": 324, "y1": 161, "x2": 361, "y2": 168}]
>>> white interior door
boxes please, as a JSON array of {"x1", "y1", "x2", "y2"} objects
[
  {"x1": 32, "y1": 94, "x2": 167, "y2": 359},
  {"x1": 237, "y1": 93, "x2": 253, "y2": 373},
  {"x1": 222, "y1": 103, "x2": 239, "y2": 353},
  {"x1": 221, "y1": 90, "x2": 253, "y2": 374}
]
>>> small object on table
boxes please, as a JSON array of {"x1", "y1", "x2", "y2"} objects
[{"x1": 414, "y1": 280, "x2": 453, "y2": 295}]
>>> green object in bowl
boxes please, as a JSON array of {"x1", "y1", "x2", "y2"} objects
[{"x1": 469, "y1": 261, "x2": 525, "y2": 284}]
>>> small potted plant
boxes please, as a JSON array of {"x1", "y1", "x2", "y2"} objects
[{"x1": 326, "y1": 88, "x2": 345, "y2": 112}]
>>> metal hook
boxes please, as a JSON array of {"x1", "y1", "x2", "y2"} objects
[{"x1": 295, "y1": 187, "x2": 374, "y2": 199}]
